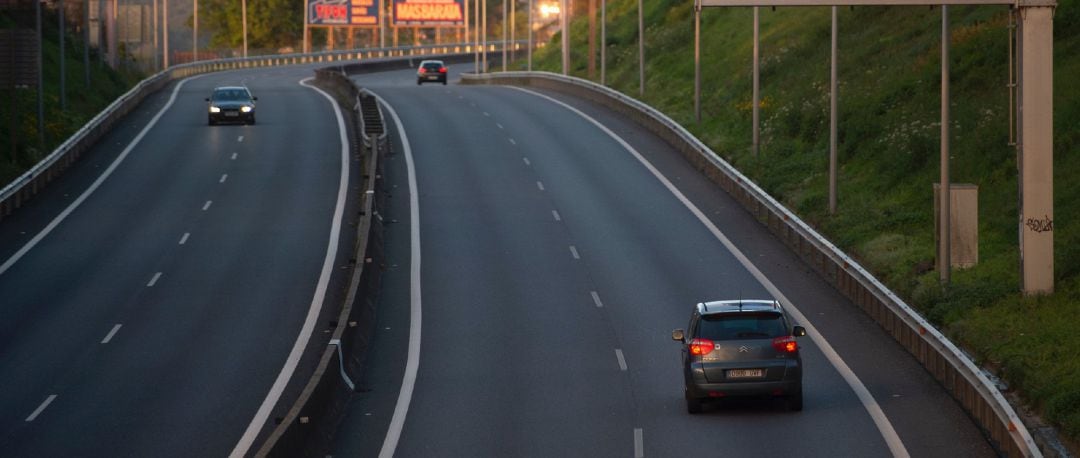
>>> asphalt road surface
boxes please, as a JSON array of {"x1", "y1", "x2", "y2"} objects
[
  {"x1": 0, "y1": 66, "x2": 354, "y2": 456},
  {"x1": 330, "y1": 64, "x2": 997, "y2": 457}
]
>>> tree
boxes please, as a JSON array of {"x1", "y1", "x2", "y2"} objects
[{"x1": 199, "y1": 0, "x2": 303, "y2": 51}]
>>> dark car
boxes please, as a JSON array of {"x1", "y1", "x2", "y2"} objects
[
  {"x1": 206, "y1": 86, "x2": 257, "y2": 125},
  {"x1": 416, "y1": 60, "x2": 448, "y2": 85},
  {"x1": 672, "y1": 299, "x2": 806, "y2": 413}
]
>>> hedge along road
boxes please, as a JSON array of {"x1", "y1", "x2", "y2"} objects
[
  {"x1": 330, "y1": 66, "x2": 995, "y2": 457},
  {"x1": 0, "y1": 65, "x2": 355, "y2": 457}
]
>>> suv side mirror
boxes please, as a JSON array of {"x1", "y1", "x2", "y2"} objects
[
  {"x1": 793, "y1": 326, "x2": 807, "y2": 337},
  {"x1": 672, "y1": 329, "x2": 685, "y2": 342}
]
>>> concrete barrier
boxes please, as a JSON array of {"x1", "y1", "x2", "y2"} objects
[{"x1": 461, "y1": 71, "x2": 1041, "y2": 458}]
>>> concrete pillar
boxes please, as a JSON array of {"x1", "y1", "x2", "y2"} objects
[{"x1": 1017, "y1": 4, "x2": 1054, "y2": 294}]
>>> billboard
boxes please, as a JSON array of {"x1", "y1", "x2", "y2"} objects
[
  {"x1": 308, "y1": 0, "x2": 380, "y2": 26},
  {"x1": 392, "y1": 0, "x2": 464, "y2": 26}
]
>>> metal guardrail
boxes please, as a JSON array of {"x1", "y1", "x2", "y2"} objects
[
  {"x1": 0, "y1": 42, "x2": 521, "y2": 222},
  {"x1": 461, "y1": 71, "x2": 1041, "y2": 458}
]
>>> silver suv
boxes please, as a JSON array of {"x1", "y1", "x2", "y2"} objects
[{"x1": 672, "y1": 300, "x2": 806, "y2": 413}]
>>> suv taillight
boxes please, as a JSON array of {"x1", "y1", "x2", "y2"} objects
[
  {"x1": 418, "y1": 68, "x2": 426, "y2": 74},
  {"x1": 689, "y1": 338, "x2": 714, "y2": 356},
  {"x1": 439, "y1": 67, "x2": 447, "y2": 73},
  {"x1": 772, "y1": 336, "x2": 798, "y2": 353}
]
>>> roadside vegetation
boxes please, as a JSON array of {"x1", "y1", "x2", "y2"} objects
[
  {"x1": 0, "y1": 7, "x2": 143, "y2": 186},
  {"x1": 526, "y1": 0, "x2": 1080, "y2": 447}
]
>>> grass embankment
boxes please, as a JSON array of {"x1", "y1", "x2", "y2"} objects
[
  {"x1": 524, "y1": 0, "x2": 1080, "y2": 444},
  {"x1": 0, "y1": 8, "x2": 143, "y2": 186}
]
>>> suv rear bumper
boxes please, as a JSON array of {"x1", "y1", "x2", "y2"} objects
[{"x1": 686, "y1": 379, "x2": 801, "y2": 399}]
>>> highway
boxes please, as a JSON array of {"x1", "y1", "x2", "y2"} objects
[
  {"x1": 0, "y1": 66, "x2": 355, "y2": 456},
  {"x1": 331, "y1": 65, "x2": 998, "y2": 457}
]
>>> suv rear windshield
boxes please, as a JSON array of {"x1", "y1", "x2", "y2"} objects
[
  {"x1": 422, "y1": 62, "x2": 444, "y2": 70},
  {"x1": 697, "y1": 313, "x2": 786, "y2": 340}
]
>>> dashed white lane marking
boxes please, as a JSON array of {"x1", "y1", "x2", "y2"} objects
[
  {"x1": 25, "y1": 395, "x2": 57, "y2": 422},
  {"x1": 536, "y1": 181, "x2": 545, "y2": 191},
  {"x1": 523, "y1": 157, "x2": 530, "y2": 166},
  {"x1": 509, "y1": 138, "x2": 516, "y2": 145},
  {"x1": 147, "y1": 272, "x2": 162, "y2": 287},
  {"x1": 179, "y1": 233, "x2": 190, "y2": 245},
  {"x1": 634, "y1": 428, "x2": 644, "y2": 458},
  {"x1": 513, "y1": 86, "x2": 910, "y2": 458},
  {"x1": 569, "y1": 246, "x2": 580, "y2": 259},
  {"x1": 591, "y1": 291, "x2": 604, "y2": 308},
  {"x1": 101, "y1": 324, "x2": 122, "y2": 344},
  {"x1": 496, "y1": 122, "x2": 504, "y2": 129},
  {"x1": 482, "y1": 111, "x2": 490, "y2": 117},
  {"x1": 202, "y1": 201, "x2": 212, "y2": 211},
  {"x1": 552, "y1": 210, "x2": 561, "y2": 221},
  {"x1": 231, "y1": 153, "x2": 238, "y2": 160},
  {"x1": 220, "y1": 174, "x2": 228, "y2": 183},
  {"x1": 237, "y1": 136, "x2": 244, "y2": 142},
  {"x1": 615, "y1": 349, "x2": 628, "y2": 371}
]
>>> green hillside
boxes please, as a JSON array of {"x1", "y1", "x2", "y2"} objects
[
  {"x1": 525, "y1": 0, "x2": 1079, "y2": 446},
  {"x1": 0, "y1": 7, "x2": 143, "y2": 186}
]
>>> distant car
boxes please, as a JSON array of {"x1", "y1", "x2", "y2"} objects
[
  {"x1": 416, "y1": 60, "x2": 448, "y2": 85},
  {"x1": 206, "y1": 86, "x2": 257, "y2": 125},
  {"x1": 672, "y1": 300, "x2": 806, "y2": 413}
]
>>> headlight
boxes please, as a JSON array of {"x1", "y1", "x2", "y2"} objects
[
  {"x1": 209, "y1": 106, "x2": 221, "y2": 113},
  {"x1": 241, "y1": 106, "x2": 252, "y2": 113}
]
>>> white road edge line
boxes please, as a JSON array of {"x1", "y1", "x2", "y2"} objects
[
  {"x1": 634, "y1": 428, "x2": 644, "y2": 458},
  {"x1": 101, "y1": 324, "x2": 122, "y2": 344},
  {"x1": 0, "y1": 75, "x2": 204, "y2": 278},
  {"x1": 229, "y1": 78, "x2": 350, "y2": 458},
  {"x1": 367, "y1": 91, "x2": 422, "y2": 458},
  {"x1": 513, "y1": 86, "x2": 910, "y2": 458},
  {"x1": 615, "y1": 349, "x2": 628, "y2": 371},
  {"x1": 591, "y1": 291, "x2": 604, "y2": 308},
  {"x1": 25, "y1": 395, "x2": 57, "y2": 422},
  {"x1": 147, "y1": 272, "x2": 162, "y2": 287}
]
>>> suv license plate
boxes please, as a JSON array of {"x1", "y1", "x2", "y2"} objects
[{"x1": 727, "y1": 369, "x2": 764, "y2": 378}]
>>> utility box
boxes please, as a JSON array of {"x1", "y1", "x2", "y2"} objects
[{"x1": 934, "y1": 183, "x2": 979, "y2": 268}]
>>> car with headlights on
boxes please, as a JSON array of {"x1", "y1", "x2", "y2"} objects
[
  {"x1": 416, "y1": 60, "x2": 448, "y2": 85},
  {"x1": 206, "y1": 86, "x2": 257, "y2": 125},
  {"x1": 672, "y1": 299, "x2": 806, "y2": 413}
]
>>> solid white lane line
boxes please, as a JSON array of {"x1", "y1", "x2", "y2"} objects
[
  {"x1": 25, "y1": 395, "x2": 57, "y2": 422},
  {"x1": 514, "y1": 86, "x2": 910, "y2": 458},
  {"x1": 569, "y1": 245, "x2": 580, "y2": 260},
  {"x1": 101, "y1": 324, "x2": 122, "y2": 344},
  {"x1": 536, "y1": 181, "x2": 545, "y2": 191},
  {"x1": 367, "y1": 92, "x2": 422, "y2": 458},
  {"x1": 202, "y1": 201, "x2": 212, "y2": 211},
  {"x1": 509, "y1": 138, "x2": 516, "y2": 145},
  {"x1": 634, "y1": 428, "x2": 644, "y2": 458},
  {"x1": 237, "y1": 136, "x2": 244, "y2": 142},
  {"x1": 552, "y1": 210, "x2": 561, "y2": 221},
  {"x1": 230, "y1": 79, "x2": 350, "y2": 457},
  {"x1": 147, "y1": 272, "x2": 162, "y2": 287},
  {"x1": 220, "y1": 174, "x2": 228, "y2": 183},
  {"x1": 591, "y1": 291, "x2": 604, "y2": 308},
  {"x1": 0, "y1": 75, "x2": 203, "y2": 278},
  {"x1": 615, "y1": 349, "x2": 628, "y2": 371},
  {"x1": 179, "y1": 232, "x2": 190, "y2": 245},
  {"x1": 231, "y1": 153, "x2": 238, "y2": 160},
  {"x1": 523, "y1": 157, "x2": 531, "y2": 166}
]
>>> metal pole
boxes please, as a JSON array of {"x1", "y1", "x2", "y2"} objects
[
  {"x1": 600, "y1": 0, "x2": 604, "y2": 84},
  {"x1": 511, "y1": 0, "x2": 515, "y2": 66},
  {"x1": 59, "y1": 0, "x2": 66, "y2": 111},
  {"x1": 163, "y1": 0, "x2": 169, "y2": 67},
  {"x1": 527, "y1": 0, "x2": 532, "y2": 70},
  {"x1": 475, "y1": 0, "x2": 480, "y2": 72},
  {"x1": 37, "y1": 0, "x2": 44, "y2": 146},
  {"x1": 560, "y1": 0, "x2": 567, "y2": 75},
  {"x1": 829, "y1": 5, "x2": 837, "y2": 214},
  {"x1": 85, "y1": 0, "x2": 92, "y2": 84},
  {"x1": 694, "y1": 0, "x2": 700, "y2": 122},
  {"x1": 192, "y1": 0, "x2": 197, "y2": 61},
  {"x1": 483, "y1": 0, "x2": 487, "y2": 71},
  {"x1": 637, "y1": 0, "x2": 643, "y2": 96},
  {"x1": 752, "y1": 6, "x2": 759, "y2": 157},
  {"x1": 502, "y1": 0, "x2": 506, "y2": 71},
  {"x1": 152, "y1": 0, "x2": 158, "y2": 71},
  {"x1": 1007, "y1": 7, "x2": 1015, "y2": 146},
  {"x1": 241, "y1": 0, "x2": 247, "y2": 57},
  {"x1": 304, "y1": 0, "x2": 310, "y2": 53},
  {"x1": 939, "y1": 5, "x2": 950, "y2": 284}
]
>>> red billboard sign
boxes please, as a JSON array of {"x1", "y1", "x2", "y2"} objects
[{"x1": 392, "y1": 0, "x2": 464, "y2": 26}]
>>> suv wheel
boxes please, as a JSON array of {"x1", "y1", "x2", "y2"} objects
[
  {"x1": 686, "y1": 395, "x2": 704, "y2": 414},
  {"x1": 787, "y1": 392, "x2": 803, "y2": 412}
]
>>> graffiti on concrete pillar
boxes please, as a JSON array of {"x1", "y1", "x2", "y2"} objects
[{"x1": 1025, "y1": 215, "x2": 1053, "y2": 233}]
